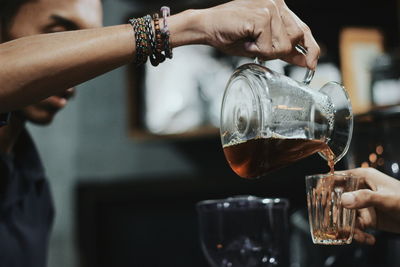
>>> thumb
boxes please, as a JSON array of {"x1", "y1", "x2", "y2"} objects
[{"x1": 341, "y1": 189, "x2": 377, "y2": 209}]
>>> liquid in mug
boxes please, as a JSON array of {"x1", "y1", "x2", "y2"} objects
[{"x1": 312, "y1": 228, "x2": 353, "y2": 243}]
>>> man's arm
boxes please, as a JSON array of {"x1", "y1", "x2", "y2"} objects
[{"x1": 0, "y1": 1, "x2": 320, "y2": 112}]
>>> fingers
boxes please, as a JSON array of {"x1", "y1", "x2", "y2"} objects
[
  {"x1": 268, "y1": 5, "x2": 292, "y2": 59},
  {"x1": 341, "y1": 189, "x2": 378, "y2": 209},
  {"x1": 244, "y1": 8, "x2": 274, "y2": 59},
  {"x1": 34, "y1": 87, "x2": 76, "y2": 110},
  {"x1": 276, "y1": 5, "x2": 303, "y2": 44},
  {"x1": 269, "y1": 0, "x2": 320, "y2": 69},
  {"x1": 59, "y1": 87, "x2": 76, "y2": 99},
  {"x1": 40, "y1": 96, "x2": 68, "y2": 109},
  {"x1": 340, "y1": 167, "x2": 400, "y2": 210},
  {"x1": 337, "y1": 168, "x2": 380, "y2": 196},
  {"x1": 357, "y1": 208, "x2": 376, "y2": 229},
  {"x1": 342, "y1": 167, "x2": 397, "y2": 189},
  {"x1": 245, "y1": 3, "x2": 291, "y2": 60},
  {"x1": 273, "y1": 2, "x2": 319, "y2": 69},
  {"x1": 353, "y1": 228, "x2": 376, "y2": 245},
  {"x1": 207, "y1": 0, "x2": 319, "y2": 66},
  {"x1": 303, "y1": 33, "x2": 320, "y2": 69},
  {"x1": 281, "y1": 9, "x2": 319, "y2": 69},
  {"x1": 292, "y1": 16, "x2": 320, "y2": 69}
]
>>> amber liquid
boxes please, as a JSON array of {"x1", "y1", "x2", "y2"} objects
[
  {"x1": 223, "y1": 137, "x2": 335, "y2": 178},
  {"x1": 312, "y1": 228, "x2": 352, "y2": 244}
]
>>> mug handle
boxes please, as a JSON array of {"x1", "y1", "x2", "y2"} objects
[{"x1": 295, "y1": 44, "x2": 315, "y2": 85}]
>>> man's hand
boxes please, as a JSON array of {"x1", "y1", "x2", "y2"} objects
[
  {"x1": 339, "y1": 168, "x2": 400, "y2": 245},
  {"x1": 202, "y1": 0, "x2": 320, "y2": 69}
]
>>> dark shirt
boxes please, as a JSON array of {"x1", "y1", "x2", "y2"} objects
[{"x1": 0, "y1": 129, "x2": 54, "y2": 267}]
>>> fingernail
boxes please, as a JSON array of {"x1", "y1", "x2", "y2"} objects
[
  {"x1": 353, "y1": 233, "x2": 359, "y2": 240},
  {"x1": 341, "y1": 192, "x2": 355, "y2": 206}
]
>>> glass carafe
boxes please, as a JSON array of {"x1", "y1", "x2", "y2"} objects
[{"x1": 220, "y1": 61, "x2": 353, "y2": 179}]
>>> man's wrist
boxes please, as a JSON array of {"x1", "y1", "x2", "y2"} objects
[{"x1": 169, "y1": 9, "x2": 208, "y2": 47}]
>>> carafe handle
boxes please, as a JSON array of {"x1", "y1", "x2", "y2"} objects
[
  {"x1": 254, "y1": 44, "x2": 315, "y2": 85},
  {"x1": 295, "y1": 44, "x2": 315, "y2": 85}
]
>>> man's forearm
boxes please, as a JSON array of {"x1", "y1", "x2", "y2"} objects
[{"x1": 0, "y1": 24, "x2": 135, "y2": 112}]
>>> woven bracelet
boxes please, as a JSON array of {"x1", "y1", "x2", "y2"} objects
[
  {"x1": 129, "y1": 15, "x2": 152, "y2": 66},
  {"x1": 144, "y1": 15, "x2": 159, "y2": 66}
]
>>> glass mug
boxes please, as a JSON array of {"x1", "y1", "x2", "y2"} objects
[
  {"x1": 197, "y1": 196, "x2": 290, "y2": 267},
  {"x1": 220, "y1": 50, "x2": 353, "y2": 178}
]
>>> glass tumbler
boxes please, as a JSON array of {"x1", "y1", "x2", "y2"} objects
[
  {"x1": 305, "y1": 172, "x2": 359, "y2": 245},
  {"x1": 196, "y1": 195, "x2": 289, "y2": 267}
]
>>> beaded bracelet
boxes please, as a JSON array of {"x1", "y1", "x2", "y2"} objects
[
  {"x1": 145, "y1": 15, "x2": 159, "y2": 66},
  {"x1": 150, "y1": 13, "x2": 166, "y2": 66}
]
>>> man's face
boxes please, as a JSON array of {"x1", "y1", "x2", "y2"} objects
[{"x1": 5, "y1": 0, "x2": 103, "y2": 125}]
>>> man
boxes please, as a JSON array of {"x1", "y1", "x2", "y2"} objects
[
  {"x1": 0, "y1": 0, "x2": 102, "y2": 266},
  {"x1": 0, "y1": 0, "x2": 322, "y2": 266}
]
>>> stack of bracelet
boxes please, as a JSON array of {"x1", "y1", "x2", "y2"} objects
[{"x1": 129, "y1": 7, "x2": 173, "y2": 66}]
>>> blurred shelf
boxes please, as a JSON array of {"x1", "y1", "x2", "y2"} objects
[{"x1": 128, "y1": 125, "x2": 219, "y2": 141}]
